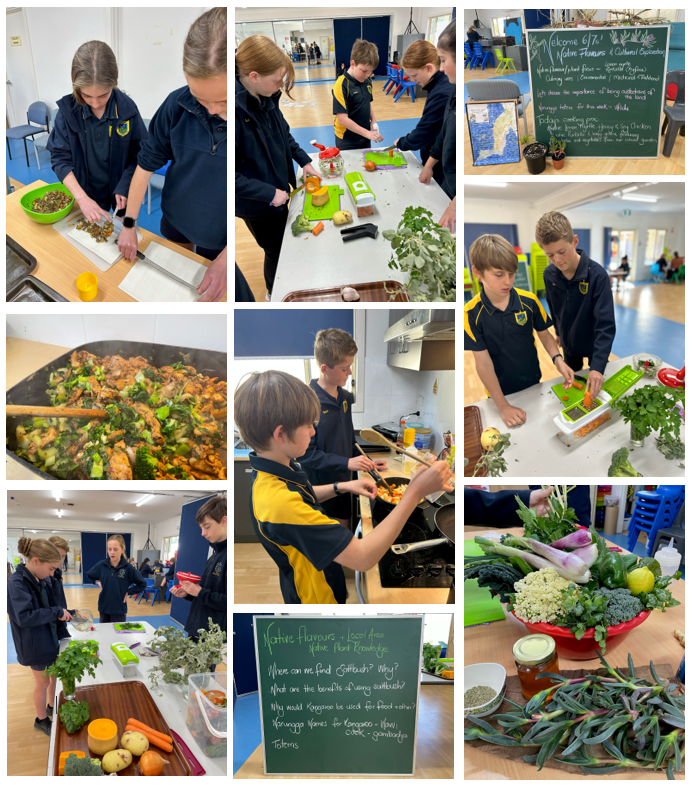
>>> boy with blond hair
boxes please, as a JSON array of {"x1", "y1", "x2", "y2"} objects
[
  {"x1": 234, "y1": 370, "x2": 453, "y2": 604},
  {"x1": 465, "y1": 234, "x2": 572, "y2": 427},
  {"x1": 332, "y1": 39, "x2": 384, "y2": 150},
  {"x1": 536, "y1": 211, "x2": 616, "y2": 400},
  {"x1": 298, "y1": 328, "x2": 387, "y2": 529}
]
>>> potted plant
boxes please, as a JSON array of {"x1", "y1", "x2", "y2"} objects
[
  {"x1": 519, "y1": 134, "x2": 548, "y2": 175},
  {"x1": 549, "y1": 136, "x2": 567, "y2": 169},
  {"x1": 613, "y1": 384, "x2": 684, "y2": 449},
  {"x1": 43, "y1": 640, "x2": 103, "y2": 701}
]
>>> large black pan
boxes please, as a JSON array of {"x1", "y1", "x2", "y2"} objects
[
  {"x1": 6, "y1": 340, "x2": 227, "y2": 480},
  {"x1": 371, "y1": 475, "x2": 432, "y2": 531},
  {"x1": 391, "y1": 503, "x2": 454, "y2": 555}
]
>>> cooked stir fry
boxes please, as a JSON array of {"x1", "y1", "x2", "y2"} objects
[
  {"x1": 32, "y1": 189, "x2": 72, "y2": 214},
  {"x1": 377, "y1": 483, "x2": 425, "y2": 505},
  {"x1": 14, "y1": 350, "x2": 227, "y2": 480}
]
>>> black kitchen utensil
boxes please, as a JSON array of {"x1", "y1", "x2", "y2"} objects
[
  {"x1": 340, "y1": 223, "x2": 378, "y2": 242},
  {"x1": 390, "y1": 503, "x2": 455, "y2": 554},
  {"x1": 6, "y1": 340, "x2": 227, "y2": 480},
  {"x1": 355, "y1": 443, "x2": 394, "y2": 494}
]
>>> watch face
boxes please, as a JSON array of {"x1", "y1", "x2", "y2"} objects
[{"x1": 123, "y1": 217, "x2": 135, "y2": 228}]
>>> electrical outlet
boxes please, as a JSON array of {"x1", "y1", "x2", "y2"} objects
[{"x1": 417, "y1": 395, "x2": 424, "y2": 410}]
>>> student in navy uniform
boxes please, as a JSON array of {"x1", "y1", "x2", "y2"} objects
[
  {"x1": 465, "y1": 234, "x2": 572, "y2": 427},
  {"x1": 536, "y1": 211, "x2": 616, "y2": 400},
  {"x1": 298, "y1": 329, "x2": 387, "y2": 530},
  {"x1": 332, "y1": 39, "x2": 384, "y2": 151},
  {"x1": 8, "y1": 537, "x2": 73, "y2": 735},
  {"x1": 86, "y1": 534, "x2": 147, "y2": 624},
  {"x1": 235, "y1": 35, "x2": 321, "y2": 300},
  {"x1": 419, "y1": 19, "x2": 456, "y2": 232},
  {"x1": 170, "y1": 496, "x2": 227, "y2": 670},
  {"x1": 138, "y1": 557, "x2": 155, "y2": 578},
  {"x1": 46, "y1": 40, "x2": 148, "y2": 224},
  {"x1": 465, "y1": 487, "x2": 553, "y2": 525},
  {"x1": 394, "y1": 40, "x2": 454, "y2": 188},
  {"x1": 235, "y1": 262, "x2": 256, "y2": 301},
  {"x1": 117, "y1": 8, "x2": 228, "y2": 302}
]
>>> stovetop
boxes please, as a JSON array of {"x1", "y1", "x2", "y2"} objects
[{"x1": 373, "y1": 490, "x2": 455, "y2": 588}]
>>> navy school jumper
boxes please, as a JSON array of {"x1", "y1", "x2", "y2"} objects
[
  {"x1": 86, "y1": 556, "x2": 147, "y2": 615},
  {"x1": 183, "y1": 538, "x2": 227, "y2": 637}
]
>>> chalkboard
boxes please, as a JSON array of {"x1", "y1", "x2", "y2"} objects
[
  {"x1": 514, "y1": 257, "x2": 531, "y2": 291},
  {"x1": 253, "y1": 615, "x2": 424, "y2": 775},
  {"x1": 526, "y1": 25, "x2": 670, "y2": 158}
]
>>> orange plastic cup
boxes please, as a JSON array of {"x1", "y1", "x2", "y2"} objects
[{"x1": 76, "y1": 272, "x2": 98, "y2": 301}]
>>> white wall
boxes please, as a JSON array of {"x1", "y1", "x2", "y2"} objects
[
  {"x1": 22, "y1": 7, "x2": 209, "y2": 123},
  {"x1": 464, "y1": 9, "x2": 524, "y2": 34},
  {"x1": 352, "y1": 311, "x2": 454, "y2": 457},
  {"x1": 5, "y1": 314, "x2": 227, "y2": 352},
  {"x1": 464, "y1": 197, "x2": 536, "y2": 257}
]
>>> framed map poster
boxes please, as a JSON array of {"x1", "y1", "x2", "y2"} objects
[{"x1": 466, "y1": 99, "x2": 521, "y2": 167}]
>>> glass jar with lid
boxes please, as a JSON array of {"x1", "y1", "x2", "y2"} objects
[{"x1": 512, "y1": 634, "x2": 560, "y2": 700}]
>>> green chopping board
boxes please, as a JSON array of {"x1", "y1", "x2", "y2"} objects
[
  {"x1": 365, "y1": 150, "x2": 407, "y2": 168},
  {"x1": 464, "y1": 539, "x2": 506, "y2": 627},
  {"x1": 302, "y1": 185, "x2": 345, "y2": 221},
  {"x1": 550, "y1": 375, "x2": 587, "y2": 406}
]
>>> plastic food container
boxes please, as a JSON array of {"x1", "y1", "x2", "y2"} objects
[
  {"x1": 177, "y1": 572, "x2": 201, "y2": 584},
  {"x1": 633, "y1": 353, "x2": 662, "y2": 378},
  {"x1": 186, "y1": 672, "x2": 227, "y2": 758},
  {"x1": 414, "y1": 427, "x2": 432, "y2": 450},
  {"x1": 19, "y1": 183, "x2": 75, "y2": 225},
  {"x1": 76, "y1": 271, "x2": 98, "y2": 301},
  {"x1": 556, "y1": 410, "x2": 611, "y2": 447}
]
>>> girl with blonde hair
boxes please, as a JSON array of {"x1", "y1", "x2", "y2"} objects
[
  {"x1": 236, "y1": 34, "x2": 321, "y2": 300},
  {"x1": 394, "y1": 39, "x2": 454, "y2": 189},
  {"x1": 8, "y1": 537, "x2": 71, "y2": 735},
  {"x1": 86, "y1": 535, "x2": 146, "y2": 624},
  {"x1": 117, "y1": 7, "x2": 227, "y2": 302},
  {"x1": 46, "y1": 40, "x2": 148, "y2": 224}
]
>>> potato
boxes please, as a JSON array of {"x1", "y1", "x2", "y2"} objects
[
  {"x1": 102, "y1": 749, "x2": 133, "y2": 773},
  {"x1": 121, "y1": 731, "x2": 149, "y2": 756},
  {"x1": 333, "y1": 210, "x2": 353, "y2": 225}
]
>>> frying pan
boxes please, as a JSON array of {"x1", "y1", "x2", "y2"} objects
[
  {"x1": 391, "y1": 503, "x2": 455, "y2": 555},
  {"x1": 6, "y1": 340, "x2": 227, "y2": 480}
]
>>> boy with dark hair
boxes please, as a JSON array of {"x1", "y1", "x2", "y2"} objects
[
  {"x1": 465, "y1": 233, "x2": 572, "y2": 427},
  {"x1": 536, "y1": 211, "x2": 616, "y2": 400},
  {"x1": 235, "y1": 371, "x2": 453, "y2": 604}
]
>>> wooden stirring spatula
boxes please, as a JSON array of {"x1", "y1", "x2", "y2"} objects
[
  {"x1": 7, "y1": 405, "x2": 108, "y2": 419},
  {"x1": 359, "y1": 428, "x2": 432, "y2": 468}
]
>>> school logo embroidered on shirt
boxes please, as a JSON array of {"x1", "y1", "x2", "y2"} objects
[
  {"x1": 212, "y1": 561, "x2": 224, "y2": 577},
  {"x1": 323, "y1": 410, "x2": 329, "y2": 414},
  {"x1": 515, "y1": 311, "x2": 527, "y2": 326},
  {"x1": 579, "y1": 281, "x2": 589, "y2": 295},
  {"x1": 116, "y1": 121, "x2": 130, "y2": 137},
  {"x1": 118, "y1": 569, "x2": 126, "y2": 578},
  {"x1": 367, "y1": 85, "x2": 372, "y2": 95},
  {"x1": 343, "y1": 401, "x2": 348, "y2": 413}
]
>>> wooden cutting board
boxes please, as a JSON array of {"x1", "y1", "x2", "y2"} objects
[{"x1": 464, "y1": 405, "x2": 486, "y2": 477}]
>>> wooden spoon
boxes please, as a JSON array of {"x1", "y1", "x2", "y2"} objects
[
  {"x1": 359, "y1": 428, "x2": 433, "y2": 468},
  {"x1": 7, "y1": 405, "x2": 108, "y2": 419}
]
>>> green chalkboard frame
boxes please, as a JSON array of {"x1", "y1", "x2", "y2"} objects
[
  {"x1": 526, "y1": 25, "x2": 670, "y2": 159},
  {"x1": 253, "y1": 615, "x2": 425, "y2": 776}
]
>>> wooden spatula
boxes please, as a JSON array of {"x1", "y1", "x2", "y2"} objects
[
  {"x1": 359, "y1": 428, "x2": 432, "y2": 467},
  {"x1": 7, "y1": 405, "x2": 108, "y2": 419}
]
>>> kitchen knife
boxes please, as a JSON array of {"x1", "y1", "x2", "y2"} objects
[
  {"x1": 134, "y1": 250, "x2": 199, "y2": 292},
  {"x1": 381, "y1": 143, "x2": 397, "y2": 151},
  {"x1": 288, "y1": 182, "x2": 307, "y2": 197}
]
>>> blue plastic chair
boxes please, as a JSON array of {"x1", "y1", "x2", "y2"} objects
[
  {"x1": 135, "y1": 577, "x2": 162, "y2": 607},
  {"x1": 645, "y1": 262, "x2": 665, "y2": 284},
  {"x1": 627, "y1": 485, "x2": 685, "y2": 554},
  {"x1": 383, "y1": 63, "x2": 397, "y2": 92},
  {"x1": 464, "y1": 42, "x2": 474, "y2": 69},
  {"x1": 393, "y1": 69, "x2": 415, "y2": 103},
  {"x1": 384, "y1": 65, "x2": 400, "y2": 95},
  {"x1": 471, "y1": 42, "x2": 493, "y2": 71}
]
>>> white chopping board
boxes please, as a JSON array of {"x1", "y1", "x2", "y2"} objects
[
  {"x1": 117, "y1": 242, "x2": 207, "y2": 303},
  {"x1": 52, "y1": 208, "x2": 143, "y2": 272}
]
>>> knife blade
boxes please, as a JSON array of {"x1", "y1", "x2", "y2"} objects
[
  {"x1": 381, "y1": 144, "x2": 397, "y2": 151},
  {"x1": 134, "y1": 250, "x2": 199, "y2": 292},
  {"x1": 289, "y1": 182, "x2": 307, "y2": 197}
]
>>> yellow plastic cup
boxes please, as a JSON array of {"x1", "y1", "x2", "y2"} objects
[{"x1": 76, "y1": 272, "x2": 98, "y2": 301}]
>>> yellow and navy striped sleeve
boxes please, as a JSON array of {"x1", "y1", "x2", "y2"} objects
[
  {"x1": 332, "y1": 76, "x2": 348, "y2": 138},
  {"x1": 464, "y1": 293, "x2": 487, "y2": 350},
  {"x1": 516, "y1": 289, "x2": 552, "y2": 331}
]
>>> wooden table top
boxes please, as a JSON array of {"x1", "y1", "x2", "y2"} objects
[
  {"x1": 359, "y1": 448, "x2": 452, "y2": 604},
  {"x1": 464, "y1": 524, "x2": 685, "y2": 780},
  {"x1": 7, "y1": 180, "x2": 225, "y2": 302}
]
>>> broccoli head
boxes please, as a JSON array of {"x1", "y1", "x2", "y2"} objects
[
  {"x1": 608, "y1": 447, "x2": 642, "y2": 477},
  {"x1": 597, "y1": 586, "x2": 644, "y2": 626},
  {"x1": 63, "y1": 753, "x2": 103, "y2": 776},
  {"x1": 291, "y1": 214, "x2": 316, "y2": 237},
  {"x1": 134, "y1": 446, "x2": 159, "y2": 480}
]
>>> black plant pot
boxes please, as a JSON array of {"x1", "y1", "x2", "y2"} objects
[{"x1": 523, "y1": 143, "x2": 548, "y2": 175}]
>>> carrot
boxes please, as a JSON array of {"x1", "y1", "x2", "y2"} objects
[
  {"x1": 584, "y1": 391, "x2": 592, "y2": 408},
  {"x1": 572, "y1": 380, "x2": 584, "y2": 390},
  {"x1": 312, "y1": 222, "x2": 324, "y2": 236},
  {"x1": 127, "y1": 718, "x2": 173, "y2": 744},
  {"x1": 126, "y1": 725, "x2": 174, "y2": 753}
]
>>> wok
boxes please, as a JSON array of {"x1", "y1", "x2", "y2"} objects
[
  {"x1": 6, "y1": 340, "x2": 227, "y2": 480},
  {"x1": 371, "y1": 476, "x2": 431, "y2": 531},
  {"x1": 391, "y1": 503, "x2": 454, "y2": 555}
]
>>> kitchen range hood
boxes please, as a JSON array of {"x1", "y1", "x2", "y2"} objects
[{"x1": 384, "y1": 309, "x2": 455, "y2": 371}]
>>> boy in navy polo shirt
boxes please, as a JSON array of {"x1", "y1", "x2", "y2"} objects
[
  {"x1": 536, "y1": 212, "x2": 616, "y2": 400},
  {"x1": 298, "y1": 328, "x2": 387, "y2": 530},
  {"x1": 465, "y1": 234, "x2": 573, "y2": 427}
]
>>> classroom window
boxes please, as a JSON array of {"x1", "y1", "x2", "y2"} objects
[
  {"x1": 427, "y1": 14, "x2": 452, "y2": 45},
  {"x1": 491, "y1": 17, "x2": 512, "y2": 36},
  {"x1": 645, "y1": 229, "x2": 667, "y2": 265},
  {"x1": 608, "y1": 230, "x2": 636, "y2": 270},
  {"x1": 423, "y1": 614, "x2": 453, "y2": 651},
  {"x1": 162, "y1": 536, "x2": 178, "y2": 563}
]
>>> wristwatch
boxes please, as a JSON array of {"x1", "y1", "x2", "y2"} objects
[
  {"x1": 333, "y1": 482, "x2": 344, "y2": 495},
  {"x1": 122, "y1": 216, "x2": 138, "y2": 230},
  {"x1": 552, "y1": 353, "x2": 563, "y2": 364}
]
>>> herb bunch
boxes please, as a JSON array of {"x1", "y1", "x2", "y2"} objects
[
  {"x1": 473, "y1": 432, "x2": 511, "y2": 477},
  {"x1": 146, "y1": 618, "x2": 226, "y2": 688},
  {"x1": 465, "y1": 650, "x2": 684, "y2": 778},
  {"x1": 614, "y1": 384, "x2": 684, "y2": 443},
  {"x1": 514, "y1": 485, "x2": 578, "y2": 544}
]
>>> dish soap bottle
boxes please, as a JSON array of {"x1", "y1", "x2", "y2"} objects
[{"x1": 654, "y1": 538, "x2": 682, "y2": 579}]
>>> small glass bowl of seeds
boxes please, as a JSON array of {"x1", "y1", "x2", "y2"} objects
[{"x1": 464, "y1": 662, "x2": 506, "y2": 718}]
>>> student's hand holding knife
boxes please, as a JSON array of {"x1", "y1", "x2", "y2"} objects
[
  {"x1": 59, "y1": 609, "x2": 73, "y2": 621},
  {"x1": 117, "y1": 226, "x2": 139, "y2": 261},
  {"x1": 585, "y1": 370, "x2": 604, "y2": 400}
]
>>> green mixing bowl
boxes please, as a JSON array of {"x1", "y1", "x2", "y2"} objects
[{"x1": 20, "y1": 183, "x2": 75, "y2": 224}]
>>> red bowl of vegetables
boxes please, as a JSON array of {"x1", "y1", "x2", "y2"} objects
[{"x1": 510, "y1": 609, "x2": 651, "y2": 660}]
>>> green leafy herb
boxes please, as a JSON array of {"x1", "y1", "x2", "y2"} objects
[
  {"x1": 473, "y1": 432, "x2": 511, "y2": 477},
  {"x1": 513, "y1": 485, "x2": 577, "y2": 544},
  {"x1": 614, "y1": 384, "x2": 684, "y2": 442},
  {"x1": 146, "y1": 618, "x2": 226, "y2": 688},
  {"x1": 655, "y1": 434, "x2": 685, "y2": 461},
  {"x1": 59, "y1": 699, "x2": 90, "y2": 734}
]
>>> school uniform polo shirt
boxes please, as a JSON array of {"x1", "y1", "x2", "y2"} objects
[
  {"x1": 248, "y1": 453, "x2": 354, "y2": 604},
  {"x1": 542, "y1": 249, "x2": 616, "y2": 375},
  {"x1": 464, "y1": 287, "x2": 553, "y2": 396},
  {"x1": 332, "y1": 71, "x2": 373, "y2": 148},
  {"x1": 83, "y1": 92, "x2": 117, "y2": 208}
]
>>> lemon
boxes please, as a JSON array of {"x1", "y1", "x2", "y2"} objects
[
  {"x1": 626, "y1": 567, "x2": 655, "y2": 595},
  {"x1": 481, "y1": 427, "x2": 501, "y2": 451}
]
